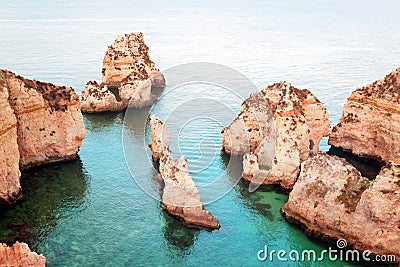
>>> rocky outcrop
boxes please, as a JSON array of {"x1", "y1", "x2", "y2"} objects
[
  {"x1": 102, "y1": 32, "x2": 165, "y2": 88},
  {"x1": 80, "y1": 32, "x2": 165, "y2": 112},
  {"x1": 222, "y1": 82, "x2": 330, "y2": 189},
  {"x1": 0, "y1": 69, "x2": 86, "y2": 170},
  {"x1": 80, "y1": 81, "x2": 125, "y2": 113},
  {"x1": 0, "y1": 242, "x2": 46, "y2": 266},
  {"x1": 119, "y1": 75, "x2": 154, "y2": 108},
  {"x1": 150, "y1": 115, "x2": 220, "y2": 230},
  {"x1": 0, "y1": 81, "x2": 21, "y2": 205},
  {"x1": 282, "y1": 153, "x2": 400, "y2": 260},
  {"x1": 329, "y1": 67, "x2": 400, "y2": 163}
]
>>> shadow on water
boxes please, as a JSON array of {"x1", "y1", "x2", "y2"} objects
[
  {"x1": 161, "y1": 211, "x2": 199, "y2": 257},
  {"x1": 0, "y1": 158, "x2": 90, "y2": 251},
  {"x1": 84, "y1": 111, "x2": 124, "y2": 132},
  {"x1": 328, "y1": 146, "x2": 385, "y2": 179}
]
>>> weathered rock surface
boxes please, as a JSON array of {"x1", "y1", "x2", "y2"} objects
[
  {"x1": 119, "y1": 75, "x2": 154, "y2": 108},
  {"x1": 0, "y1": 242, "x2": 46, "y2": 267},
  {"x1": 102, "y1": 32, "x2": 165, "y2": 88},
  {"x1": 222, "y1": 82, "x2": 330, "y2": 189},
  {"x1": 150, "y1": 115, "x2": 220, "y2": 230},
  {"x1": 282, "y1": 153, "x2": 400, "y2": 260},
  {"x1": 80, "y1": 81, "x2": 125, "y2": 113},
  {"x1": 81, "y1": 32, "x2": 165, "y2": 112},
  {"x1": 0, "y1": 69, "x2": 86, "y2": 170},
  {"x1": 0, "y1": 81, "x2": 21, "y2": 205},
  {"x1": 329, "y1": 67, "x2": 400, "y2": 163}
]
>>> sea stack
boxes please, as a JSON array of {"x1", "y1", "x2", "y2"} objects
[
  {"x1": 150, "y1": 115, "x2": 220, "y2": 230},
  {"x1": 282, "y1": 153, "x2": 400, "y2": 260},
  {"x1": 0, "y1": 69, "x2": 86, "y2": 205},
  {"x1": 80, "y1": 32, "x2": 165, "y2": 112},
  {"x1": 222, "y1": 82, "x2": 330, "y2": 189},
  {"x1": 329, "y1": 67, "x2": 400, "y2": 163},
  {"x1": 0, "y1": 242, "x2": 46, "y2": 266}
]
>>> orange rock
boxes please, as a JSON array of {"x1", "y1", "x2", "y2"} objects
[
  {"x1": 0, "y1": 69, "x2": 86, "y2": 170},
  {"x1": 329, "y1": 67, "x2": 400, "y2": 163},
  {"x1": 150, "y1": 115, "x2": 220, "y2": 230},
  {"x1": 222, "y1": 82, "x2": 330, "y2": 189},
  {"x1": 282, "y1": 153, "x2": 400, "y2": 260},
  {"x1": 81, "y1": 32, "x2": 165, "y2": 113},
  {"x1": 0, "y1": 242, "x2": 46, "y2": 267}
]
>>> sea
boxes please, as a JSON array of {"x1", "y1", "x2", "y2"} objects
[{"x1": 0, "y1": 0, "x2": 399, "y2": 266}]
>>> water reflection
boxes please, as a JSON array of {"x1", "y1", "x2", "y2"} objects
[{"x1": 0, "y1": 158, "x2": 90, "y2": 251}]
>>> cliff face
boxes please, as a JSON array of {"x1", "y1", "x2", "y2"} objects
[
  {"x1": 1, "y1": 70, "x2": 86, "y2": 170},
  {"x1": 150, "y1": 115, "x2": 220, "y2": 230},
  {"x1": 282, "y1": 153, "x2": 400, "y2": 260},
  {"x1": 329, "y1": 67, "x2": 400, "y2": 163},
  {"x1": 0, "y1": 69, "x2": 85, "y2": 205},
  {"x1": 81, "y1": 32, "x2": 165, "y2": 113},
  {"x1": 0, "y1": 242, "x2": 46, "y2": 267},
  {"x1": 0, "y1": 81, "x2": 21, "y2": 205},
  {"x1": 222, "y1": 82, "x2": 330, "y2": 189}
]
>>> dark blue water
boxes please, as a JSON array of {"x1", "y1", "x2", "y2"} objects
[{"x1": 0, "y1": 0, "x2": 399, "y2": 266}]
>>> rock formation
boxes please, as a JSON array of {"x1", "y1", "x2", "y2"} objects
[
  {"x1": 150, "y1": 115, "x2": 220, "y2": 230},
  {"x1": 329, "y1": 67, "x2": 400, "y2": 163},
  {"x1": 0, "y1": 80, "x2": 22, "y2": 205},
  {"x1": 0, "y1": 69, "x2": 86, "y2": 170},
  {"x1": 80, "y1": 81, "x2": 125, "y2": 113},
  {"x1": 81, "y1": 32, "x2": 165, "y2": 112},
  {"x1": 0, "y1": 69, "x2": 85, "y2": 205},
  {"x1": 282, "y1": 153, "x2": 400, "y2": 260},
  {"x1": 222, "y1": 82, "x2": 330, "y2": 189},
  {"x1": 0, "y1": 242, "x2": 46, "y2": 267}
]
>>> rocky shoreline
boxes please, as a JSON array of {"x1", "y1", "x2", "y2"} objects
[
  {"x1": 0, "y1": 68, "x2": 86, "y2": 264},
  {"x1": 0, "y1": 69, "x2": 85, "y2": 206},
  {"x1": 1, "y1": 29, "x2": 399, "y2": 263}
]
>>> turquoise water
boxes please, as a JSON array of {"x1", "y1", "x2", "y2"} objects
[{"x1": 1, "y1": 0, "x2": 399, "y2": 266}]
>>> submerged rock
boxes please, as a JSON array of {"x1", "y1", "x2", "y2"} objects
[
  {"x1": 0, "y1": 69, "x2": 86, "y2": 170},
  {"x1": 329, "y1": 67, "x2": 400, "y2": 163},
  {"x1": 282, "y1": 153, "x2": 400, "y2": 260},
  {"x1": 0, "y1": 242, "x2": 46, "y2": 266},
  {"x1": 81, "y1": 32, "x2": 165, "y2": 112},
  {"x1": 150, "y1": 115, "x2": 220, "y2": 230},
  {"x1": 222, "y1": 82, "x2": 330, "y2": 189}
]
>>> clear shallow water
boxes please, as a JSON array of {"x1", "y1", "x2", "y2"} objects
[{"x1": 0, "y1": 0, "x2": 399, "y2": 266}]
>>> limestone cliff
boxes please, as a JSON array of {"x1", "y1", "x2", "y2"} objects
[
  {"x1": 0, "y1": 69, "x2": 86, "y2": 170},
  {"x1": 150, "y1": 115, "x2": 220, "y2": 230},
  {"x1": 0, "y1": 242, "x2": 46, "y2": 267},
  {"x1": 222, "y1": 82, "x2": 330, "y2": 189},
  {"x1": 282, "y1": 153, "x2": 400, "y2": 260},
  {"x1": 329, "y1": 67, "x2": 400, "y2": 163},
  {"x1": 0, "y1": 80, "x2": 21, "y2": 205},
  {"x1": 81, "y1": 32, "x2": 165, "y2": 112}
]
